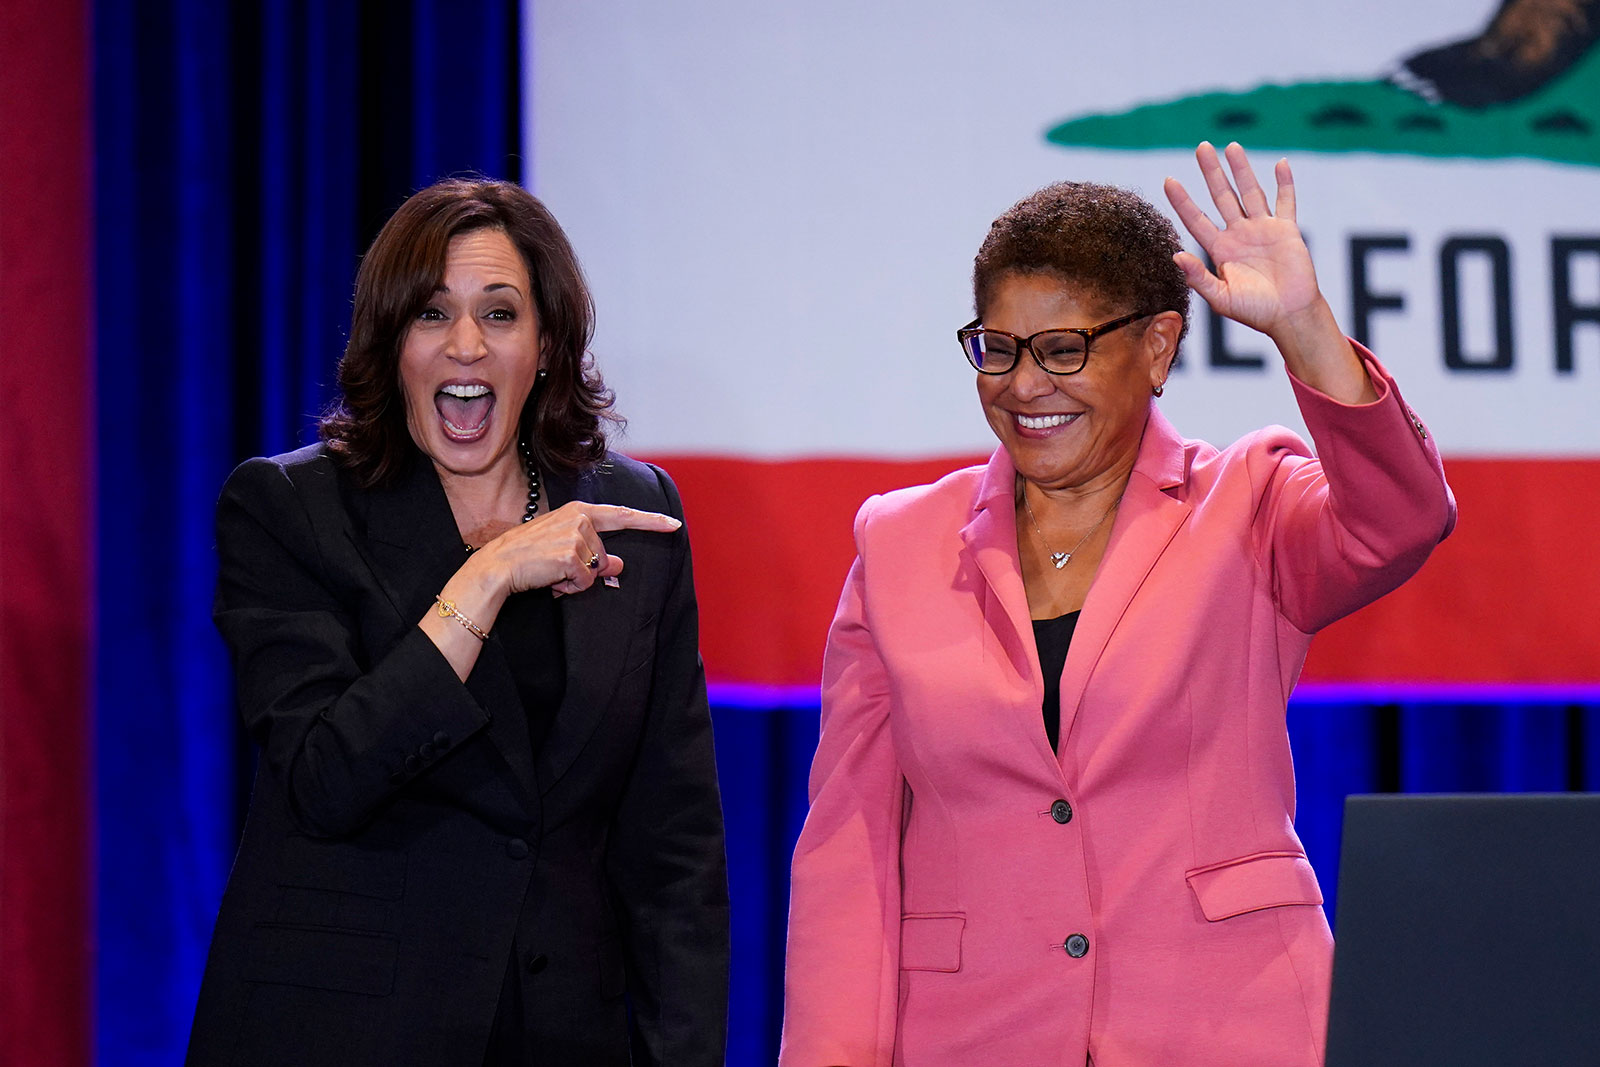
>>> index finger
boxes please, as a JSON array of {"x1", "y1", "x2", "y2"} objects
[
  {"x1": 581, "y1": 503, "x2": 683, "y2": 533},
  {"x1": 1163, "y1": 175, "x2": 1220, "y2": 252}
]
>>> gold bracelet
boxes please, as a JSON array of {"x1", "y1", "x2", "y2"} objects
[{"x1": 434, "y1": 595, "x2": 489, "y2": 641}]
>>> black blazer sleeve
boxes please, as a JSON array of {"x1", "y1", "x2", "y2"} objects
[
  {"x1": 604, "y1": 464, "x2": 730, "y2": 1066},
  {"x1": 213, "y1": 455, "x2": 491, "y2": 838}
]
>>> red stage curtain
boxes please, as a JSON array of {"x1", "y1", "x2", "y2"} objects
[{"x1": 0, "y1": 1, "x2": 95, "y2": 1064}]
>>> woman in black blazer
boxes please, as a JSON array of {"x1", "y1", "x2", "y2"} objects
[{"x1": 186, "y1": 180, "x2": 729, "y2": 1065}]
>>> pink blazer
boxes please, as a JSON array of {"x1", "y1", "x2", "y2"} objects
[{"x1": 781, "y1": 350, "x2": 1455, "y2": 1066}]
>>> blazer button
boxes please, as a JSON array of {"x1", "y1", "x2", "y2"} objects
[
  {"x1": 506, "y1": 838, "x2": 531, "y2": 860},
  {"x1": 1064, "y1": 933, "x2": 1090, "y2": 958},
  {"x1": 419, "y1": 742, "x2": 436, "y2": 760},
  {"x1": 403, "y1": 754, "x2": 422, "y2": 773},
  {"x1": 525, "y1": 952, "x2": 548, "y2": 974},
  {"x1": 1050, "y1": 799, "x2": 1073, "y2": 824},
  {"x1": 432, "y1": 730, "x2": 451, "y2": 750}
]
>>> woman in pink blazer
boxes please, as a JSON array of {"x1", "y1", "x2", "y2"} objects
[{"x1": 781, "y1": 143, "x2": 1456, "y2": 1065}]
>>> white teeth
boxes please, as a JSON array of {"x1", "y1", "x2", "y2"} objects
[
  {"x1": 439, "y1": 383, "x2": 491, "y2": 398},
  {"x1": 1016, "y1": 413, "x2": 1076, "y2": 429}
]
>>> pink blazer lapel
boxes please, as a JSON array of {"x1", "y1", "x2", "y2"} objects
[
  {"x1": 1058, "y1": 407, "x2": 1192, "y2": 746},
  {"x1": 959, "y1": 449, "x2": 1059, "y2": 768}
]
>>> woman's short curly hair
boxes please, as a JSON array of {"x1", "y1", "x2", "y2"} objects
[
  {"x1": 974, "y1": 181, "x2": 1190, "y2": 352},
  {"x1": 320, "y1": 178, "x2": 619, "y2": 488}
]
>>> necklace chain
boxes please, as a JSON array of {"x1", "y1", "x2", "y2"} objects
[
  {"x1": 463, "y1": 440, "x2": 539, "y2": 555},
  {"x1": 1023, "y1": 490, "x2": 1117, "y2": 570}
]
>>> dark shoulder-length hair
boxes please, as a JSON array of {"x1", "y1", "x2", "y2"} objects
[{"x1": 320, "y1": 178, "x2": 619, "y2": 487}]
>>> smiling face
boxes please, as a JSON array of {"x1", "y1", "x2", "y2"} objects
[
  {"x1": 398, "y1": 227, "x2": 542, "y2": 484},
  {"x1": 977, "y1": 271, "x2": 1178, "y2": 493}
]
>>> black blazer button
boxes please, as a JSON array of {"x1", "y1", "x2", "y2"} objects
[
  {"x1": 403, "y1": 754, "x2": 422, "y2": 773},
  {"x1": 506, "y1": 838, "x2": 530, "y2": 860},
  {"x1": 1064, "y1": 933, "x2": 1090, "y2": 958},
  {"x1": 525, "y1": 952, "x2": 548, "y2": 974},
  {"x1": 419, "y1": 742, "x2": 436, "y2": 760},
  {"x1": 432, "y1": 730, "x2": 451, "y2": 750},
  {"x1": 1050, "y1": 799, "x2": 1073, "y2": 824}
]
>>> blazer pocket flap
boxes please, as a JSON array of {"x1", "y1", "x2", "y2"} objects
[
  {"x1": 900, "y1": 913, "x2": 965, "y2": 972},
  {"x1": 1185, "y1": 850, "x2": 1322, "y2": 922},
  {"x1": 246, "y1": 922, "x2": 398, "y2": 995}
]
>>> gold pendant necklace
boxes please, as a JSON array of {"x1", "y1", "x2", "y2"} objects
[{"x1": 1023, "y1": 491, "x2": 1117, "y2": 570}]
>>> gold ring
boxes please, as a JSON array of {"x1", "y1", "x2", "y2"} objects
[{"x1": 585, "y1": 552, "x2": 601, "y2": 570}]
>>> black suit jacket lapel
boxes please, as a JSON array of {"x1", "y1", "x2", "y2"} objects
[
  {"x1": 346, "y1": 458, "x2": 540, "y2": 808},
  {"x1": 536, "y1": 464, "x2": 646, "y2": 795}
]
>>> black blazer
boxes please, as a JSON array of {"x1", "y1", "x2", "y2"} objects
[{"x1": 186, "y1": 444, "x2": 729, "y2": 1066}]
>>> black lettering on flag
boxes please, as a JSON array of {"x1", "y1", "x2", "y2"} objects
[
  {"x1": 1553, "y1": 238, "x2": 1600, "y2": 374},
  {"x1": 1440, "y1": 236, "x2": 1513, "y2": 372},
  {"x1": 1349, "y1": 236, "x2": 1409, "y2": 348}
]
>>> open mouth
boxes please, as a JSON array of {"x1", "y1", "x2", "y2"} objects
[
  {"x1": 1015, "y1": 412, "x2": 1080, "y2": 431},
  {"x1": 435, "y1": 382, "x2": 495, "y2": 442}
]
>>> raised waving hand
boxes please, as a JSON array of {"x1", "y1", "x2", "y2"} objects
[{"x1": 1163, "y1": 141, "x2": 1376, "y2": 404}]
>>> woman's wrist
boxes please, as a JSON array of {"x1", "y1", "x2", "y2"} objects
[
  {"x1": 433, "y1": 595, "x2": 490, "y2": 641},
  {"x1": 1269, "y1": 297, "x2": 1378, "y2": 405},
  {"x1": 418, "y1": 549, "x2": 512, "y2": 681},
  {"x1": 442, "y1": 545, "x2": 512, "y2": 630}
]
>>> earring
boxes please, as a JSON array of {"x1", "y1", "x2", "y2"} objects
[{"x1": 1152, "y1": 383, "x2": 1164, "y2": 397}]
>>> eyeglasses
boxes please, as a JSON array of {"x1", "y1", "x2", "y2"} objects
[{"x1": 957, "y1": 310, "x2": 1151, "y2": 376}]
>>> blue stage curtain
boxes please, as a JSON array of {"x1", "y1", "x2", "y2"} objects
[
  {"x1": 93, "y1": 1, "x2": 519, "y2": 1062},
  {"x1": 93, "y1": 4, "x2": 1599, "y2": 1065},
  {"x1": 1288, "y1": 698, "x2": 1597, "y2": 928}
]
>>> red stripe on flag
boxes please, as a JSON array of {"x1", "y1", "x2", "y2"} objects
[
  {"x1": 654, "y1": 455, "x2": 984, "y2": 686},
  {"x1": 0, "y1": 0, "x2": 95, "y2": 1062},
  {"x1": 1303, "y1": 458, "x2": 1600, "y2": 684},
  {"x1": 650, "y1": 454, "x2": 1600, "y2": 688}
]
